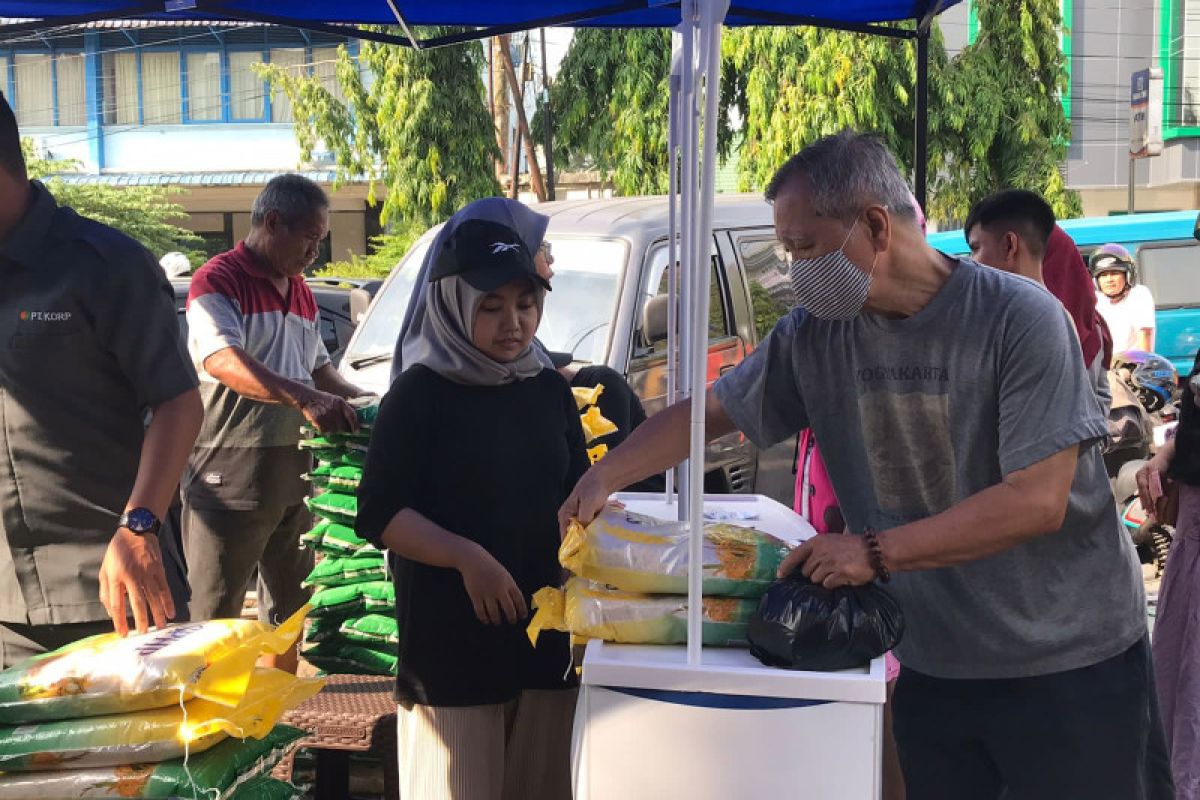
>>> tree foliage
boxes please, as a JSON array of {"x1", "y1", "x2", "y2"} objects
[
  {"x1": 24, "y1": 140, "x2": 202, "y2": 260},
  {"x1": 932, "y1": 0, "x2": 1080, "y2": 223},
  {"x1": 315, "y1": 225, "x2": 423, "y2": 279},
  {"x1": 722, "y1": 27, "x2": 935, "y2": 193},
  {"x1": 535, "y1": 29, "x2": 679, "y2": 195},
  {"x1": 257, "y1": 33, "x2": 499, "y2": 231},
  {"x1": 545, "y1": 11, "x2": 1078, "y2": 226}
]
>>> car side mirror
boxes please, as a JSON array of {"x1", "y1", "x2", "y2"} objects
[
  {"x1": 349, "y1": 287, "x2": 374, "y2": 326},
  {"x1": 642, "y1": 294, "x2": 671, "y2": 347}
]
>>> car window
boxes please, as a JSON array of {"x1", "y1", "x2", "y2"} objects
[
  {"x1": 737, "y1": 237, "x2": 792, "y2": 342},
  {"x1": 638, "y1": 241, "x2": 731, "y2": 355},
  {"x1": 319, "y1": 314, "x2": 339, "y2": 353},
  {"x1": 344, "y1": 239, "x2": 434, "y2": 359},
  {"x1": 1136, "y1": 243, "x2": 1200, "y2": 308}
]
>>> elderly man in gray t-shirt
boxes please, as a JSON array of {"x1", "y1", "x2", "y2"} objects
[{"x1": 560, "y1": 131, "x2": 1170, "y2": 798}]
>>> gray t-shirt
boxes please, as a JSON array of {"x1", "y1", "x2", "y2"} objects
[{"x1": 715, "y1": 257, "x2": 1144, "y2": 680}]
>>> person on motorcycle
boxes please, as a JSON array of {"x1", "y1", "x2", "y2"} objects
[{"x1": 1092, "y1": 244, "x2": 1156, "y2": 353}]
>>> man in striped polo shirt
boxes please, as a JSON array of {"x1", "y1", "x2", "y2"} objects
[{"x1": 183, "y1": 174, "x2": 366, "y2": 671}]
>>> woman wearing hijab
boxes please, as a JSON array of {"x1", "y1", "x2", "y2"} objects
[{"x1": 357, "y1": 214, "x2": 588, "y2": 800}]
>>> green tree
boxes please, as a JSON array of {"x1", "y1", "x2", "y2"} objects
[
  {"x1": 314, "y1": 224, "x2": 423, "y2": 279},
  {"x1": 257, "y1": 34, "x2": 499, "y2": 233},
  {"x1": 932, "y1": 0, "x2": 1080, "y2": 222},
  {"x1": 722, "y1": 26, "x2": 940, "y2": 193},
  {"x1": 535, "y1": 29, "x2": 676, "y2": 195},
  {"x1": 24, "y1": 141, "x2": 202, "y2": 260}
]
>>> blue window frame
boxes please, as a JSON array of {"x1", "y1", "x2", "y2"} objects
[{"x1": 0, "y1": 49, "x2": 88, "y2": 128}]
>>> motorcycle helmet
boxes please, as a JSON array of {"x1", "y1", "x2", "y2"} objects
[
  {"x1": 1089, "y1": 244, "x2": 1137, "y2": 285},
  {"x1": 1112, "y1": 350, "x2": 1178, "y2": 413}
]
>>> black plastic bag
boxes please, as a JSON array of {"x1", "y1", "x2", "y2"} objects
[{"x1": 748, "y1": 572, "x2": 904, "y2": 671}]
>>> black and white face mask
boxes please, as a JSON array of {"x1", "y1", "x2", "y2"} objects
[{"x1": 789, "y1": 220, "x2": 878, "y2": 320}]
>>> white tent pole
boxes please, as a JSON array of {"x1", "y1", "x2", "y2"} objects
[
  {"x1": 685, "y1": 0, "x2": 729, "y2": 667},
  {"x1": 677, "y1": 10, "x2": 696, "y2": 526},
  {"x1": 665, "y1": 31, "x2": 683, "y2": 506}
]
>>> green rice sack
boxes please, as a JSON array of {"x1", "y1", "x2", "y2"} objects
[
  {"x1": 296, "y1": 437, "x2": 346, "y2": 463},
  {"x1": 302, "y1": 552, "x2": 386, "y2": 589},
  {"x1": 339, "y1": 614, "x2": 399, "y2": 646},
  {"x1": 336, "y1": 450, "x2": 367, "y2": 468},
  {"x1": 305, "y1": 491, "x2": 358, "y2": 526},
  {"x1": 301, "y1": 642, "x2": 397, "y2": 676},
  {"x1": 228, "y1": 776, "x2": 302, "y2": 800},
  {"x1": 299, "y1": 521, "x2": 372, "y2": 557},
  {"x1": 304, "y1": 614, "x2": 344, "y2": 645},
  {"x1": 327, "y1": 464, "x2": 364, "y2": 491},
  {"x1": 304, "y1": 461, "x2": 335, "y2": 489},
  {"x1": 0, "y1": 725, "x2": 304, "y2": 799},
  {"x1": 308, "y1": 582, "x2": 396, "y2": 618}
]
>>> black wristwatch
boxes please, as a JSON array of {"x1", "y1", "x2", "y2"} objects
[{"x1": 119, "y1": 507, "x2": 162, "y2": 536}]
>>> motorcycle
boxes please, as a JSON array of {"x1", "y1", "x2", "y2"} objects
[{"x1": 1104, "y1": 351, "x2": 1181, "y2": 577}]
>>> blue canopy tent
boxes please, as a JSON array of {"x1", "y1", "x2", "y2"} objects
[{"x1": 0, "y1": 0, "x2": 961, "y2": 676}]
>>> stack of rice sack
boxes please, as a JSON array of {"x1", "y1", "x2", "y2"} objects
[
  {"x1": 0, "y1": 609, "x2": 321, "y2": 799},
  {"x1": 572, "y1": 384, "x2": 617, "y2": 464},
  {"x1": 298, "y1": 398, "x2": 399, "y2": 677},
  {"x1": 529, "y1": 506, "x2": 791, "y2": 648}
]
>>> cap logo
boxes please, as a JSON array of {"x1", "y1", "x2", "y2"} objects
[{"x1": 490, "y1": 241, "x2": 521, "y2": 254}]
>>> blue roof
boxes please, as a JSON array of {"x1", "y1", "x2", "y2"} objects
[
  {"x1": 928, "y1": 210, "x2": 1200, "y2": 254},
  {"x1": 0, "y1": 1, "x2": 962, "y2": 34}
]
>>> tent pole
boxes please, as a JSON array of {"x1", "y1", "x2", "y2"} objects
[
  {"x1": 666, "y1": 31, "x2": 683, "y2": 506},
  {"x1": 914, "y1": 22, "x2": 930, "y2": 210}
]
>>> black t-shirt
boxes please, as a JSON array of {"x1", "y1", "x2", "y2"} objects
[
  {"x1": 571, "y1": 365, "x2": 665, "y2": 493},
  {"x1": 357, "y1": 365, "x2": 589, "y2": 706},
  {"x1": 1169, "y1": 351, "x2": 1200, "y2": 487}
]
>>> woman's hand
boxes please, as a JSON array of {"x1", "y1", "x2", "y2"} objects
[
  {"x1": 1137, "y1": 442, "x2": 1176, "y2": 521},
  {"x1": 456, "y1": 544, "x2": 528, "y2": 625}
]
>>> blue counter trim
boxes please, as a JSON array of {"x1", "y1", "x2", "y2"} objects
[{"x1": 602, "y1": 686, "x2": 833, "y2": 710}]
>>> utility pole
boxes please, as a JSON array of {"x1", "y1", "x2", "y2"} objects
[
  {"x1": 540, "y1": 28, "x2": 556, "y2": 201},
  {"x1": 490, "y1": 37, "x2": 510, "y2": 182},
  {"x1": 497, "y1": 33, "x2": 547, "y2": 201}
]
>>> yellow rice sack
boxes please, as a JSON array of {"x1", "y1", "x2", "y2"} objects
[
  {"x1": 0, "y1": 668, "x2": 323, "y2": 772},
  {"x1": 528, "y1": 578, "x2": 758, "y2": 647},
  {"x1": 579, "y1": 405, "x2": 617, "y2": 443},
  {"x1": 0, "y1": 607, "x2": 309, "y2": 724},
  {"x1": 560, "y1": 506, "x2": 790, "y2": 598},
  {"x1": 572, "y1": 384, "x2": 604, "y2": 411}
]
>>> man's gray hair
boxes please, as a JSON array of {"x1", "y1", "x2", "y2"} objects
[
  {"x1": 764, "y1": 131, "x2": 918, "y2": 224},
  {"x1": 251, "y1": 174, "x2": 329, "y2": 227}
]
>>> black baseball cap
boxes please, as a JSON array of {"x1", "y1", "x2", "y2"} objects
[{"x1": 429, "y1": 218, "x2": 552, "y2": 293}]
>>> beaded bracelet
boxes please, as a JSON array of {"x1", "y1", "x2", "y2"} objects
[{"x1": 863, "y1": 527, "x2": 890, "y2": 584}]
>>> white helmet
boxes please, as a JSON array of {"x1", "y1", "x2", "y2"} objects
[{"x1": 159, "y1": 251, "x2": 191, "y2": 279}]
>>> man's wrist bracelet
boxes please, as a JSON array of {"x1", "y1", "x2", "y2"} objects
[{"x1": 863, "y1": 527, "x2": 890, "y2": 583}]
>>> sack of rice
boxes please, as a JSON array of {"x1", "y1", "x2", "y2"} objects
[
  {"x1": 560, "y1": 506, "x2": 790, "y2": 598},
  {"x1": 299, "y1": 521, "x2": 373, "y2": 557},
  {"x1": 0, "y1": 608, "x2": 308, "y2": 724},
  {"x1": 301, "y1": 641, "x2": 397, "y2": 676},
  {"x1": 572, "y1": 384, "x2": 604, "y2": 411},
  {"x1": 0, "y1": 724, "x2": 305, "y2": 799},
  {"x1": 308, "y1": 582, "x2": 395, "y2": 619},
  {"x1": 305, "y1": 491, "x2": 358, "y2": 526},
  {"x1": 0, "y1": 668, "x2": 322, "y2": 771},
  {"x1": 528, "y1": 578, "x2": 757, "y2": 647},
  {"x1": 339, "y1": 614, "x2": 399, "y2": 647},
  {"x1": 228, "y1": 776, "x2": 303, "y2": 799},
  {"x1": 301, "y1": 553, "x2": 387, "y2": 589}
]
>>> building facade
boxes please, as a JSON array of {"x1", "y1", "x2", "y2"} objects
[{"x1": 0, "y1": 21, "x2": 376, "y2": 265}]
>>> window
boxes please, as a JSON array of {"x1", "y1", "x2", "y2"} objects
[
  {"x1": 186, "y1": 52, "x2": 221, "y2": 121},
  {"x1": 103, "y1": 52, "x2": 138, "y2": 124},
  {"x1": 1137, "y1": 243, "x2": 1200, "y2": 307},
  {"x1": 639, "y1": 242, "x2": 731, "y2": 355},
  {"x1": 143, "y1": 52, "x2": 181, "y2": 124},
  {"x1": 1177, "y1": 2, "x2": 1200, "y2": 126},
  {"x1": 312, "y1": 46, "x2": 346, "y2": 103},
  {"x1": 13, "y1": 54, "x2": 52, "y2": 127},
  {"x1": 55, "y1": 53, "x2": 86, "y2": 126},
  {"x1": 0, "y1": 56, "x2": 7, "y2": 97},
  {"x1": 737, "y1": 237, "x2": 792, "y2": 342},
  {"x1": 229, "y1": 51, "x2": 264, "y2": 121},
  {"x1": 269, "y1": 48, "x2": 305, "y2": 122}
]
